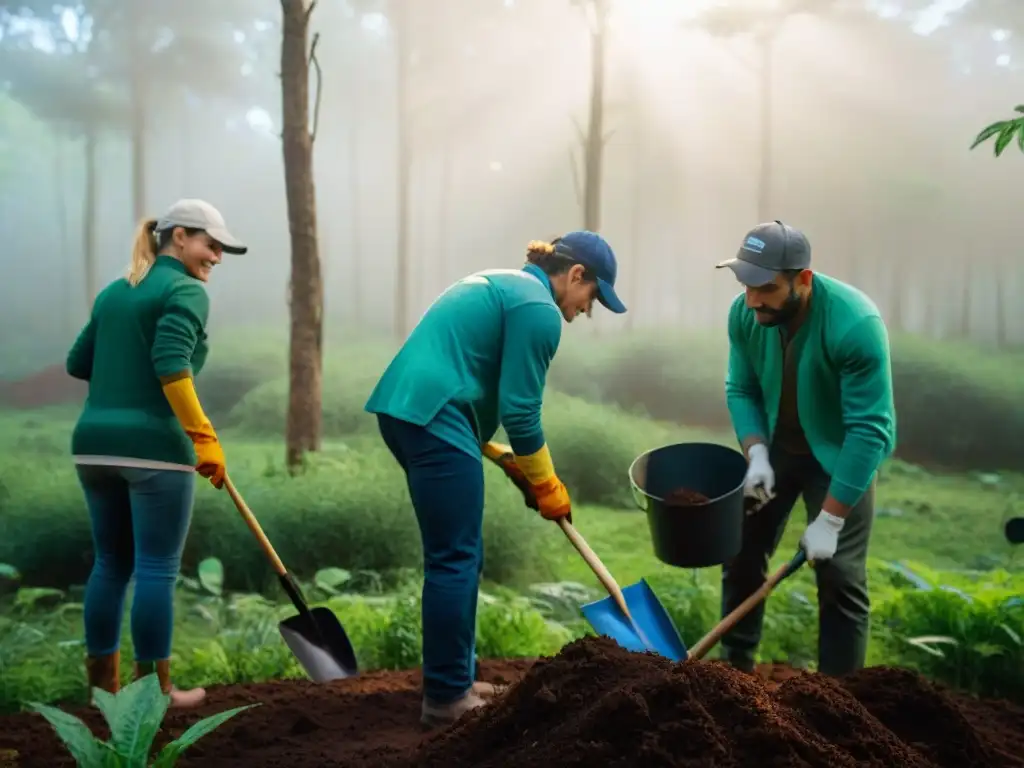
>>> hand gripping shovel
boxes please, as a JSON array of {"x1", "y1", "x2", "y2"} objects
[
  {"x1": 223, "y1": 476, "x2": 358, "y2": 681},
  {"x1": 480, "y1": 444, "x2": 687, "y2": 659}
]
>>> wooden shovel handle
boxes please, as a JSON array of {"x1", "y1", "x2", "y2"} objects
[
  {"x1": 687, "y1": 549, "x2": 807, "y2": 661},
  {"x1": 557, "y1": 518, "x2": 634, "y2": 623},
  {"x1": 223, "y1": 475, "x2": 288, "y2": 577}
]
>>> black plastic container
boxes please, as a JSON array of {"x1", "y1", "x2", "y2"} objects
[
  {"x1": 1006, "y1": 517, "x2": 1024, "y2": 545},
  {"x1": 629, "y1": 442, "x2": 748, "y2": 568}
]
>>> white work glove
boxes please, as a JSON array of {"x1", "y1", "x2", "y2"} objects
[
  {"x1": 743, "y1": 443, "x2": 775, "y2": 513},
  {"x1": 800, "y1": 511, "x2": 845, "y2": 562}
]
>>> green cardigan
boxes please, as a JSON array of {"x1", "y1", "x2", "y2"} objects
[
  {"x1": 67, "y1": 256, "x2": 210, "y2": 465},
  {"x1": 365, "y1": 263, "x2": 563, "y2": 460},
  {"x1": 725, "y1": 273, "x2": 896, "y2": 506}
]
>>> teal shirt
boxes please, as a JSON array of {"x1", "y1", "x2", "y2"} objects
[
  {"x1": 365, "y1": 264, "x2": 563, "y2": 459},
  {"x1": 725, "y1": 273, "x2": 897, "y2": 506},
  {"x1": 67, "y1": 255, "x2": 211, "y2": 465}
]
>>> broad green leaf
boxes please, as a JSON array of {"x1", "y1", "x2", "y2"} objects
[
  {"x1": 905, "y1": 634, "x2": 958, "y2": 658},
  {"x1": 198, "y1": 557, "x2": 224, "y2": 597},
  {"x1": 970, "y1": 120, "x2": 1008, "y2": 150},
  {"x1": 1014, "y1": 104, "x2": 1024, "y2": 114},
  {"x1": 151, "y1": 704, "x2": 260, "y2": 767},
  {"x1": 29, "y1": 702, "x2": 110, "y2": 766},
  {"x1": 14, "y1": 587, "x2": 64, "y2": 612},
  {"x1": 108, "y1": 674, "x2": 170, "y2": 762},
  {"x1": 0, "y1": 563, "x2": 19, "y2": 580},
  {"x1": 993, "y1": 123, "x2": 1018, "y2": 157},
  {"x1": 314, "y1": 567, "x2": 352, "y2": 594},
  {"x1": 999, "y1": 622, "x2": 1022, "y2": 646}
]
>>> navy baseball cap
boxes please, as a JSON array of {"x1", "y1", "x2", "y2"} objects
[
  {"x1": 716, "y1": 220, "x2": 811, "y2": 288},
  {"x1": 554, "y1": 230, "x2": 627, "y2": 314}
]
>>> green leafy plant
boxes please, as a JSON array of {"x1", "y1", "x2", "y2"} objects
[
  {"x1": 970, "y1": 106, "x2": 1024, "y2": 157},
  {"x1": 29, "y1": 673, "x2": 259, "y2": 767}
]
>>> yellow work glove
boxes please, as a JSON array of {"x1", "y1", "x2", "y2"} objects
[
  {"x1": 485, "y1": 442, "x2": 572, "y2": 522},
  {"x1": 161, "y1": 375, "x2": 226, "y2": 488},
  {"x1": 483, "y1": 442, "x2": 538, "y2": 511}
]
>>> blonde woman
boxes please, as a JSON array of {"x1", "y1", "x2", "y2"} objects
[
  {"x1": 365, "y1": 231, "x2": 627, "y2": 726},
  {"x1": 66, "y1": 199, "x2": 246, "y2": 707}
]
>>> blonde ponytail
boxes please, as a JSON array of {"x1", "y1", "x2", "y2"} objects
[
  {"x1": 126, "y1": 218, "x2": 159, "y2": 287},
  {"x1": 526, "y1": 240, "x2": 556, "y2": 262}
]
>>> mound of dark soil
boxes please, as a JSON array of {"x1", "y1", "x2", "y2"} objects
[{"x1": 407, "y1": 637, "x2": 1023, "y2": 768}]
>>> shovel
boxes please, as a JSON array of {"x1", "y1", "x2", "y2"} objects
[
  {"x1": 684, "y1": 548, "x2": 806, "y2": 661},
  {"x1": 481, "y1": 444, "x2": 686, "y2": 659},
  {"x1": 581, "y1": 547, "x2": 807, "y2": 663},
  {"x1": 563, "y1": 519, "x2": 688, "y2": 659},
  {"x1": 223, "y1": 476, "x2": 359, "y2": 681}
]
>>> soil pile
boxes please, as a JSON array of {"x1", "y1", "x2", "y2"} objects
[
  {"x1": 1, "y1": 643, "x2": 1021, "y2": 767},
  {"x1": 664, "y1": 487, "x2": 710, "y2": 506},
  {"x1": 407, "y1": 636, "x2": 1023, "y2": 768}
]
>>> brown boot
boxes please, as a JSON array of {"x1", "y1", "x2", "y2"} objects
[
  {"x1": 85, "y1": 650, "x2": 121, "y2": 700},
  {"x1": 135, "y1": 660, "x2": 206, "y2": 708}
]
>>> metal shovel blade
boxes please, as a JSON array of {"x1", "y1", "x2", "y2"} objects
[
  {"x1": 279, "y1": 606, "x2": 359, "y2": 682},
  {"x1": 580, "y1": 579, "x2": 688, "y2": 662}
]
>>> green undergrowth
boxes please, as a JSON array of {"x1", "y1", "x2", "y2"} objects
[{"x1": 1, "y1": 550, "x2": 1021, "y2": 715}]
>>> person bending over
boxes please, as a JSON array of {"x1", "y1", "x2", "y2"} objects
[{"x1": 365, "y1": 231, "x2": 627, "y2": 726}]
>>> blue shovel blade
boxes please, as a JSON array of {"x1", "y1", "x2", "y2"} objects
[{"x1": 580, "y1": 579, "x2": 689, "y2": 662}]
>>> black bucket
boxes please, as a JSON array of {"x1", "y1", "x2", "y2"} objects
[{"x1": 629, "y1": 442, "x2": 748, "y2": 568}]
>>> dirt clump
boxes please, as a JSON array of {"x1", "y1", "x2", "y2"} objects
[
  {"x1": 406, "y1": 636, "x2": 1021, "y2": 768},
  {"x1": 1, "y1": 640, "x2": 1022, "y2": 768},
  {"x1": 663, "y1": 487, "x2": 710, "y2": 506}
]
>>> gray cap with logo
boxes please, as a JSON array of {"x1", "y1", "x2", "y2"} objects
[
  {"x1": 716, "y1": 220, "x2": 810, "y2": 287},
  {"x1": 155, "y1": 199, "x2": 248, "y2": 255}
]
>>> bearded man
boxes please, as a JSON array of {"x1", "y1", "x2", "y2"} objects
[{"x1": 714, "y1": 220, "x2": 896, "y2": 676}]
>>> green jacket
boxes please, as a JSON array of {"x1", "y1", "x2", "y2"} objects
[
  {"x1": 725, "y1": 273, "x2": 896, "y2": 506},
  {"x1": 365, "y1": 264, "x2": 563, "y2": 460},
  {"x1": 67, "y1": 256, "x2": 210, "y2": 465}
]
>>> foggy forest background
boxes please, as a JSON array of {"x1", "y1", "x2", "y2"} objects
[{"x1": 0, "y1": 0, "x2": 1022, "y2": 368}]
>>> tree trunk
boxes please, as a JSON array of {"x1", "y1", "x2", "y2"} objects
[
  {"x1": 582, "y1": 0, "x2": 607, "y2": 232},
  {"x1": 348, "y1": 104, "x2": 362, "y2": 327},
  {"x1": 437, "y1": 136, "x2": 453, "y2": 289},
  {"x1": 757, "y1": 34, "x2": 774, "y2": 223},
  {"x1": 52, "y1": 129, "x2": 71, "y2": 334},
  {"x1": 393, "y1": 0, "x2": 412, "y2": 338},
  {"x1": 281, "y1": 0, "x2": 323, "y2": 472},
  {"x1": 83, "y1": 126, "x2": 98, "y2": 312},
  {"x1": 128, "y1": 4, "x2": 146, "y2": 222}
]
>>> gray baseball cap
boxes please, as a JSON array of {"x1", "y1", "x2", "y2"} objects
[
  {"x1": 155, "y1": 199, "x2": 247, "y2": 255},
  {"x1": 716, "y1": 220, "x2": 810, "y2": 287}
]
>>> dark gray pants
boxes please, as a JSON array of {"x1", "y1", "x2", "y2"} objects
[{"x1": 720, "y1": 447, "x2": 874, "y2": 676}]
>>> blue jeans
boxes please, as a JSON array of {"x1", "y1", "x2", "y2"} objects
[
  {"x1": 376, "y1": 414, "x2": 485, "y2": 704},
  {"x1": 76, "y1": 464, "x2": 195, "y2": 662}
]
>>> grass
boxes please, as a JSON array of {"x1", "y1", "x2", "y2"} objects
[{"x1": 1, "y1": 328, "x2": 1023, "y2": 713}]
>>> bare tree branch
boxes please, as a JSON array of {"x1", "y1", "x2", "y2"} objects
[
  {"x1": 305, "y1": 0, "x2": 318, "y2": 23},
  {"x1": 568, "y1": 146, "x2": 582, "y2": 209},
  {"x1": 570, "y1": 115, "x2": 587, "y2": 148},
  {"x1": 308, "y1": 31, "x2": 322, "y2": 143}
]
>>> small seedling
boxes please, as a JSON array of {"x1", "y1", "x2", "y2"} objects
[{"x1": 29, "y1": 673, "x2": 259, "y2": 767}]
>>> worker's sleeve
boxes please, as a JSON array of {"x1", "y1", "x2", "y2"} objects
[
  {"x1": 724, "y1": 298, "x2": 769, "y2": 446},
  {"x1": 497, "y1": 302, "x2": 563, "y2": 457},
  {"x1": 828, "y1": 316, "x2": 897, "y2": 506},
  {"x1": 66, "y1": 315, "x2": 97, "y2": 381},
  {"x1": 152, "y1": 282, "x2": 210, "y2": 383}
]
